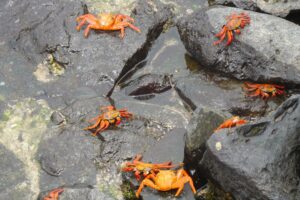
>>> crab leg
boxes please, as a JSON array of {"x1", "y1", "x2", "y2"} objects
[
  {"x1": 226, "y1": 31, "x2": 233, "y2": 46},
  {"x1": 136, "y1": 174, "x2": 160, "y2": 197},
  {"x1": 215, "y1": 26, "x2": 226, "y2": 37},
  {"x1": 84, "y1": 117, "x2": 102, "y2": 130},
  {"x1": 92, "y1": 121, "x2": 110, "y2": 136}
]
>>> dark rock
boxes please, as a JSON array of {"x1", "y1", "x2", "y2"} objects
[
  {"x1": 185, "y1": 107, "x2": 225, "y2": 162},
  {"x1": 200, "y1": 95, "x2": 300, "y2": 200},
  {"x1": 1, "y1": 0, "x2": 173, "y2": 105},
  {"x1": 0, "y1": 144, "x2": 30, "y2": 199},
  {"x1": 37, "y1": 127, "x2": 100, "y2": 191},
  {"x1": 38, "y1": 187, "x2": 114, "y2": 200},
  {"x1": 209, "y1": 0, "x2": 300, "y2": 17},
  {"x1": 175, "y1": 74, "x2": 272, "y2": 116},
  {"x1": 177, "y1": 7, "x2": 300, "y2": 86},
  {"x1": 122, "y1": 74, "x2": 172, "y2": 96}
]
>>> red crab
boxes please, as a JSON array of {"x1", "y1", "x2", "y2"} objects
[
  {"x1": 215, "y1": 116, "x2": 247, "y2": 131},
  {"x1": 135, "y1": 168, "x2": 196, "y2": 197},
  {"x1": 43, "y1": 188, "x2": 64, "y2": 200},
  {"x1": 244, "y1": 82, "x2": 285, "y2": 99},
  {"x1": 214, "y1": 12, "x2": 250, "y2": 46},
  {"x1": 76, "y1": 13, "x2": 141, "y2": 38},
  {"x1": 84, "y1": 106, "x2": 133, "y2": 136},
  {"x1": 121, "y1": 154, "x2": 181, "y2": 181}
]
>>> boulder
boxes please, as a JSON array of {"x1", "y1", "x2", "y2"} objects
[
  {"x1": 200, "y1": 95, "x2": 300, "y2": 200},
  {"x1": 209, "y1": 0, "x2": 300, "y2": 17},
  {"x1": 178, "y1": 7, "x2": 300, "y2": 86}
]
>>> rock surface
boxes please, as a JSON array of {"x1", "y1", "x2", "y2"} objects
[
  {"x1": 210, "y1": 0, "x2": 300, "y2": 17},
  {"x1": 178, "y1": 7, "x2": 300, "y2": 86},
  {"x1": 200, "y1": 95, "x2": 300, "y2": 200}
]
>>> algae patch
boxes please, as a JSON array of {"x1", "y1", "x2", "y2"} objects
[
  {"x1": 86, "y1": 0, "x2": 137, "y2": 16},
  {"x1": 0, "y1": 98, "x2": 53, "y2": 199},
  {"x1": 33, "y1": 54, "x2": 65, "y2": 83}
]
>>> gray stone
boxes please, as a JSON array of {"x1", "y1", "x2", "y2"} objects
[
  {"x1": 200, "y1": 95, "x2": 300, "y2": 200},
  {"x1": 178, "y1": 7, "x2": 300, "y2": 86},
  {"x1": 37, "y1": 127, "x2": 100, "y2": 191},
  {"x1": 209, "y1": 0, "x2": 300, "y2": 17},
  {"x1": 0, "y1": 144, "x2": 31, "y2": 199},
  {"x1": 185, "y1": 107, "x2": 225, "y2": 161},
  {"x1": 38, "y1": 187, "x2": 115, "y2": 200}
]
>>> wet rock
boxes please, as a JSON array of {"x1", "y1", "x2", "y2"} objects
[
  {"x1": 0, "y1": 144, "x2": 30, "y2": 199},
  {"x1": 185, "y1": 107, "x2": 225, "y2": 162},
  {"x1": 39, "y1": 187, "x2": 114, "y2": 200},
  {"x1": 177, "y1": 7, "x2": 300, "y2": 86},
  {"x1": 0, "y1": 98, "x2": 52, "y2": 200},
  {"x1": 122, "y1": 74, "x2": 172, "y2": 96},
  {"x1": 1, "y1": 0, "x2": 173, "y2": 104},
  {"x1": 123, "y1": 128, "x2": 196, "y2": 200},
  {"x1": 37, "y1": 127, "x2": 100, "y2": 191},
  {"x1": 200, "y1": 95, "x2": 300, "y2": 200},
  {"x1": 209, "y1": 0, "x2": 300, "y2": 17},
  {"x1": 112, "y1": 89, "x2": 191, "y2": 129},
  {"x1": 175, "y1": 74, "x2": 272, "y2": 116}
]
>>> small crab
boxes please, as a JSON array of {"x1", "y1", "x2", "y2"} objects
[
  {"x1": 243, "y1": 82, "x2": 285, "y2": 99},
  {"x1": 121, "y1": 154, "x2": 180, "y2": 181},
  {"x1": 215, "y1": 116, "x2": 247, "y2": 131},
  {"x1": 76, "y1": 13, "x2": 141, "y2": 38},
  {"x1": 84, "y1": 106, "x2": 132, "y2": 136},
  {"x1": 136, "y1": 168, "x2": 196, "y2": 197},
  {"x1": 214, "y1": 12, "x2": 250, "y2": 46},
  {"x1": 43, "y1": 188, "x2": 64, "y2": 200}
]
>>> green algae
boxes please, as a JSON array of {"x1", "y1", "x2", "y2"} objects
[{"x1": 0, "y1": 98, "x2": 53, "y2": 199}]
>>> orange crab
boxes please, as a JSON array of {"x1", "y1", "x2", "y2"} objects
[
  {"x1": 121, "y1": 154, "x2": 180, "y2": 181},
  {"x1": 84, "y1": 106, "x2": 133, "y2": 136},
  {"x1": 76, "y1": 13, "x2": 141, "y2": 38},
  {"x1": 215, "y1": 116, "x2": 247, "y2": 131},
  {"x1": 136, "y1": 168, "x2": 196, "y2": 197},
  {"x1": 243, "y1": 82, "x2": 285, "y2": 99},
  {"x1": 43, "y1": 188, "x2": 64, "y2": 200},
  {"x1": 214, "y1": 12, "x2": 250, "y2": 46}
]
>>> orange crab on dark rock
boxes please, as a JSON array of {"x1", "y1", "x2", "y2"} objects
[
  {"x1": 215, "y1": 116, "x2": 247, "y2": 131},
  {"x1": 243, "y1": 82, "x2": 285, "y2": 99},
  {"x1": 76, "y1": 13, "x2": 141, "y2": 38},
  {"x1": 214, "y1": 12, "x2": 250, "y2": 46},
  {"x1": 121, "y1": 154, "x2": 180, "y2": 181},
  {"x1": 43, "y1": 188, "x2": 64, "y2": 200},
  {"x1": 84, "y1": 106, "x2": 133, "y2": 136},
  {"x1": 136, "y1": 168, "x2": 196, "y2": 197}
]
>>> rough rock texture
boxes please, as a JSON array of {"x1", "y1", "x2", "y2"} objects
[
  {"x1": 1, "y1": 0, "x2": 173, "y2": 103},
  {"x1": 185, "y1": 107, "x2": 225, "y2": 162},
  {"x1": 178, "y1": 7, "x2": 300, "y2": 86},
  {"x1": 0, "y1": 144, "x2": 29, "y2": 199},
  {"x1": 210, "y1": 0, "x2": 300, "y2": 17},
  {"x1": 200, "y1": 95, "x2": 300, "y2": 200}
]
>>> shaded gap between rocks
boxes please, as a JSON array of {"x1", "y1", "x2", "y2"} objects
[
  {"x1": 106, "y1": 21, "x2": 172, "y2": 97},
  {"x1": 286, "y1": 9, "x2": 300, "y2": 25}
]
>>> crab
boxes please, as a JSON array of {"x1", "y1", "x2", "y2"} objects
[
  {"x1": 43, "y1": 188, "x2": 64, "y2": 200},
  {"x1": 243, "y1": 82, "x2": 285, "y2": 99},
  {"x1": 136, "y1": 168, "x2": 196, "y2": 197},
  {"x1": 76, "y1": 13, "x2": 141, "y2": 38},
  {"x1": 214, "y1": 12, "x2": 250, "y2": 46},
  {"x1": 84, "y1": 106, "x2": 133, "y2": 136},
  {"x1": 215, "y1": 116, "x2": 247, "y2": 131},
  {"x1": 121, "y1": 154, "x2": 181, "y2": 181}
]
